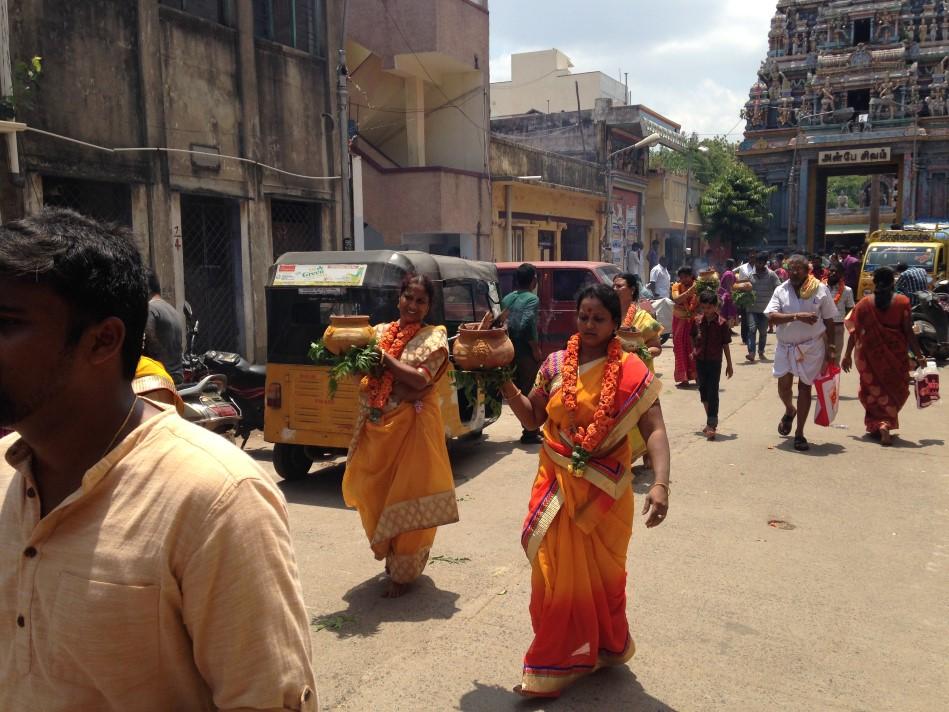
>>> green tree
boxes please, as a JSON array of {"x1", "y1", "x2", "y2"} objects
[
  {"x1": 651, "y1": 136, "x2": 739, "y2": 186},
  {"x1": 699, "y1": 163, "x2": 775, "y2": 250}
]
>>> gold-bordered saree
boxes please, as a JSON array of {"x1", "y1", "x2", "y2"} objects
[
  {"x1": 520, "y1": 349, "x2": 661, "y2": 696},
  {"x1": 342, "y1": 323, "x2": 459, "y2": 583}
]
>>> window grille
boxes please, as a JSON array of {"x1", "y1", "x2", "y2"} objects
[
  {"x1": 42, "y1": 176, "x2": 132, "y2": 227},
  {"x1": 271, "y1": 199, "x2": 322, "y2": 258},
  {"x1": 253, "y1": 0, "x2": 324, "y2": 55}
]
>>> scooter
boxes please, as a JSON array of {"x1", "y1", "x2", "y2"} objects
[
  {"x1": 913, "y1": 280, "x2": 949, "y2": 361},
  {"x1": 201, "y1": 351, "x2": 266, "y2": 447},
  {"x1": 177, "y1": 307, "x2": 242, "y2": 436}
]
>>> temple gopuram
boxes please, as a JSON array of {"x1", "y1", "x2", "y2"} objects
[{"x1": 739, "y1": 1, "x2": 949, "y2": 250}]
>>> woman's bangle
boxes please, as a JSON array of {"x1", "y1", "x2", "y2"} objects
[
  {"x1": 501, "y1": 383, "x2": 522, "y2": 400},
  {"x1": 649, "y1": 482, "x2": 670, "y2": 495}
]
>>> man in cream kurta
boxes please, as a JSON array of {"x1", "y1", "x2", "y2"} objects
[{"x1": 0, "y1": 209, "x2": 317, "y2": 711}]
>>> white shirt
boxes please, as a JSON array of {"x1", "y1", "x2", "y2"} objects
[
  {"x1": 737, "y1": 262, "x2": 755, "y2": 280},
  {"x1": 649, "y1": 264, "x2": 671, "y2": 298},
  {"x1": 626, "y1": 250, "x2": 642, "y2": 280},
  {"x1": 765, "y1": 280, "x2": 838, "y2": 344},
  {"x1": 831, "y1": 285, "x2": 856, "y2": 322}
]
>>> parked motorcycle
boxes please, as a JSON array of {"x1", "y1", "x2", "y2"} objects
[
  {"x1": 178, "y1": 305, "x2": 242, "y2": 436},
  {"x1": 913, "y1": 279, "x2": 949, "y2": 361},
  {"x1": 201, "y1": 351, "x2": 266, "y2": 447}
]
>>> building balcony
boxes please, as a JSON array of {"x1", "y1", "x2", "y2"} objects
[{"x1": 348, "y1": 0, "x2": 487, "y2": 80}]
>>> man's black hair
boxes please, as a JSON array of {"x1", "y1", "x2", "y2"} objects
[
  {"x1": 0, "y1": 208, "x2": 148, "y2": 380},
  {"x1": 698, "y1": 289, "x2": 719, "y2": 306},
  {"x1": 146, "y1": 268, "x2": 161, "y2": 295},
  {"x1": 893, "y1": 262, "x2": 909, "y2": 273},
  {"x1": 515, "y1": 263, "x2": 537, "y2": 289}
]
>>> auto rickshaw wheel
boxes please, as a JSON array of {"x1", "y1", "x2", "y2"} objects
[{"x1": 273, "y1": 443, "x2": 313, "y2": 481}]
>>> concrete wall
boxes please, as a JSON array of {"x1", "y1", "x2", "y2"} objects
[
  {"x1": 8, "y1": 0, "x2": 340, "y2": 362},
  {"x1": 490, "y1": 136, "x2": 603, "y2": 194},
  {"x1": 490, "y1": 49, "x2": 627, "y2": 117}
]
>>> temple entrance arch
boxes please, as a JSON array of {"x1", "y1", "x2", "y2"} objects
[{"x1": 809, "y1": 156, "x2": 904, "y2": 252}]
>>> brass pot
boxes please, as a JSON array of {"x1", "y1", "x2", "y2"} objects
[
  {"x1": 616, "y1": 326, "x2": 646, "y2": 354},
  {"x1": 452, "y1": 323, "x2": 515, "y2": 370},
  {"x1": 322, "y1": 315, "x2": 374, "y2": 355}
]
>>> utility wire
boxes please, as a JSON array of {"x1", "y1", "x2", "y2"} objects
[{"x1": 25, "y1": 127, "x2": 340, "y2": 181}]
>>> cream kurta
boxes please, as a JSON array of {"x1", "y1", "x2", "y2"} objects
[{"x1": 0, "y1": 406, "x2": 316, "y2": 712}]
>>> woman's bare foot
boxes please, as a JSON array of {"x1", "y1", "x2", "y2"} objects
[
  {"x1": 880, "y1": 427, "x2": 893, "y2": 447},
  {"x1": 382, "y1": 580, "x2": 409, "y2": 598},
  {"x1": 513, "y1": 684, "x2": 560, "y2": 699}
]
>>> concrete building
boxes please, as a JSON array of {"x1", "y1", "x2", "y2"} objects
[
  {"x1": 490, "y1": 135, "x2": 605, "y2": 262},
  {"x1": 346, "y1": 0, "x2": 490, "y2": 259},
  {"x1": 645, "y1": 168, "x2": 705, "y2": 269},
  {"x1": 740, "y1": 0, "x2": 949, "y2": 251},
  {"x1": 0, "y1": 0, "x2": 343, "y2": 361},
  {"x1": 490, "y1": 49, "x2": 627, "y2": 117},
  {"x1": 491, "y1": 99, "x2": 687, "y2": 266}
]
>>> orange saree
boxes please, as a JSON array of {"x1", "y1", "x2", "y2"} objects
[
  {"x1": 520, "y1": 348, "x2": 661, "y2": 696},
  {"x1": 846, "y1": 295, "x2": 913, "y2": 434},
  {"x1": 343, "y1": 324, "x2": 459, "y2": 583}
]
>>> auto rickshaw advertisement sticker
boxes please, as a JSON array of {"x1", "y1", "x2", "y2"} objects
[{"x1": 274, "y1": 264, "x2": 368, "y2": 287}]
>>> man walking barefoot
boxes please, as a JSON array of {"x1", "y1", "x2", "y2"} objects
[{"x1": 764, "y1": 255, "x2": 838, "y2": 451}]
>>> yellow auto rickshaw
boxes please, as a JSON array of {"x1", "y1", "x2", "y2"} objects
[{"x1": 264, "y1": 250, "x2": 503, "y2": 479}]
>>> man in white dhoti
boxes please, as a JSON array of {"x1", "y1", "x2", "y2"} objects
[{"x1": 765, "y1": 255, "x2": 838, "y2": 451}]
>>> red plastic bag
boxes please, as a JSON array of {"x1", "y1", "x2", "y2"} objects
[
  {"x1": 813, "y1": 363, "x2": 841, "y2": 427},
  {"x1": 914, "y1": 360, "x2": 940, "y2": 409}
]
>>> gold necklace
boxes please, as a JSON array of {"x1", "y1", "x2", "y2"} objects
[{"x1": 98, "y1": 397, "x2": 140, "y2": 462}]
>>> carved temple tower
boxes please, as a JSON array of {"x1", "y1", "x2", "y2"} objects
[{"x1": 739, "y1": 1, "x2": 949, "y2": 250}]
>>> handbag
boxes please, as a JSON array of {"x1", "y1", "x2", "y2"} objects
[
  {"x1": 813, "y1": 363, "x2": 841, "y2": 426},
  {"x1": 914, "y1": 360, "x2": 940, "y2": 409}
]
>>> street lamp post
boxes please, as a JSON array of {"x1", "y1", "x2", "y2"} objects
[
  {"x1": 604, "y1": 132, "x2": 663, "y2": 263},
  {"x1": 682, "y1": 138, "x2": 709, "y2": 252}
]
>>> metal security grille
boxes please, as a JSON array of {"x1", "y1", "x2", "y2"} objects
[
  {"x1": 253, "y1": 0, "x2": 324, "y2": 56},
  {"x1": 181, "y1": 195, "x2": 241, "y2": 353},
  {"x1": 42, "y1": 176, "x2": 132, "y2": 226},
  {"x1": 271, "y1": 199, "x2": 321, "y2": 258}
]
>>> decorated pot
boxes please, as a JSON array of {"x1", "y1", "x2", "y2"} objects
[
  {"x1": 695, "y1": 269, "x2": 721, "y2": 293},
  {"x1": 452, "y1": 323, "x2": 515, "y2": 370},
  {"x1": 616, "y1": 326, "x2": 646, "y2": 354},
  {"x1": 322, "y1": 315, "x2": 374, "y2": 355}
]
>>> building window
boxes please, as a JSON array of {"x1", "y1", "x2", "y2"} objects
[
  {"x1": 254, "y1": 0, "x2": 323, "y2": 55},
  {"x1": 538, "y1": 230, "x2": 555, "y2": 261},
  {"x1": 511, "y1": 227, "x2": 524, "y2": 261},
  {"x1": 159, "y1": 0, "x2": 229, "y2": 24},
  {"x1": 854, "y1": 18, "x2": 870, "y2": 45},
  {"x1": 271, "y1": 199, "x2": 322, "y2": 258},
  {"x1": 42, "y1": 176, "x2": 132, "y2": 226}
]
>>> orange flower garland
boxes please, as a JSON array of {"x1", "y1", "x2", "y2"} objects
[
  {"x1": 561, "y1": 333, "x2": 624, "y2": 475},
  {"x1": 365, "y1": 320, "x2": 422, "y2": 421},
  {"x1": 621, "y1": 304, "x2": 637, "y2": 329}
]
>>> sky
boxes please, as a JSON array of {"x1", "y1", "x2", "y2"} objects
[{"x1": 489, "y1": 0, "x2": 777, "y2": 139}]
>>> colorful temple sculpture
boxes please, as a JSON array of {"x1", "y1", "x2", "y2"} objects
[{"x1": 740, "y1": 1, "x2": 949, "y2": 250}]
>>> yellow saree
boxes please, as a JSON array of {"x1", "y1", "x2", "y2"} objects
[
  {"x1": 520, "y1": 349, "x2": 661, "y2": 696},
  {"x1": 342, "y1": 324, "x2": 459, "y2": 583}
]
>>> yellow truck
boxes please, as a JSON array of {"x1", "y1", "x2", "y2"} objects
[{"x1": 859, "y1": 229, "x2": 949, "y2": 297}]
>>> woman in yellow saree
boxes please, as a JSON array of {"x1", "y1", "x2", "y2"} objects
[
  {"x1": 343, "y1": 274, "x2": 459, "y2": 598},
  {"x1": 503, "y1": 284, "x2": 672, "y2": 698},
  {"x1": 612, "y1": 272, "x2": 663, "y2": 372}
]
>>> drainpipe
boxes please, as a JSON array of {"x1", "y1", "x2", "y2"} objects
[
  {"x1": 337, "y1": 1, "x2": 352, "y2": 249},
  {"x1": 505, "y1": 183, "x2": 513, "y2": 258}
]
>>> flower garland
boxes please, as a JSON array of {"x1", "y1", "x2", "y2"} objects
[
  {"x1": 364, "y1": 320, "x2": 422, "y2": 422},
  {"x1": 561, "y1": 334, "x2": 623, "y2": 476},
  {"x1": 831, "y1": 279, "x2": 846, "y2": 305},
  {"x1": 621, "y1": 304, "x2": 638, "y2": 329}
]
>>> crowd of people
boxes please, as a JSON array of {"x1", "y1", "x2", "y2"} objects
[{"x1": 0, "y1": 208, "x2": 935, "y2": 707}]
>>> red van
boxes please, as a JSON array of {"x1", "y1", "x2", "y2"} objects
[{"x1": 497, "y1": 261, "x2": 621, "y2": 357}]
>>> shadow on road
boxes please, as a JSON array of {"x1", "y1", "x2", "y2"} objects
[
  {"x1": 691, "y1": 430, "x2": 739, "y2": 442},
  {"x1": 311, "y1": 574, "x2": 460, "y2": 639},
  {"x1": 457, "y1": 666, "x2": 678, "y2": 711},
  {"x1": 773, "y1": 439, "x2": 846, "y2": 456},
  {"x1": 277, "y1": 464, "x2": 347, "y2": 509},
  {"x1": 847, "y1": 434, "x2": 945, "y2": 449},
  {"x1": 450, "y1": 436, "x2": 522, "y2": 483}
]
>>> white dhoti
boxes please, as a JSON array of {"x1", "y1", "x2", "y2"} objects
[{"x1": 773, "y1": 335, "x2": 826, "y2": 385}]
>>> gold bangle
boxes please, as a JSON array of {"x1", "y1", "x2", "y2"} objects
[
  {"x1": 502, "y1": 384, "x2": 522, "y2": 400},
  {"x1": 649, "y1": 482, "x2": 670, "y2": 495}
]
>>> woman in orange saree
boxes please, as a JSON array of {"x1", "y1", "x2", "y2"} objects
[
  {"x1": 343, "y1": 274, "x2": 459, "y2": 597},
  {"x1": 842, "y1": 267, "x2": 927, "y2": 446},
  {"x1": 503, "y1": 283, "x2": 672, "y2": 698}
]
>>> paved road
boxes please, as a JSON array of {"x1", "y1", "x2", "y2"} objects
[{"x1": 248, "y1": 345, "x2": 948, "y2": 711}]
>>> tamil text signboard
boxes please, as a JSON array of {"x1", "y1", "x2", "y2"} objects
[{"x1": 818, "y1": 147, "x2": 892, "y2": 166}]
